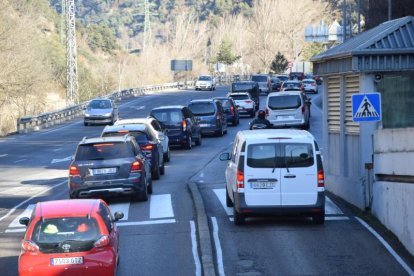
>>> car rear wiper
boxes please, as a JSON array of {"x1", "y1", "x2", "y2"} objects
[{"x1": 87, "y1": 157, "x2": 105, "y2": 160}]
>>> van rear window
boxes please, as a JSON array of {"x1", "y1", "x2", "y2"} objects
[
  {"x1": 75, "y1": 143, "x2": 133, "y2": 160},
  {"x1": 247, "y1": 143, "x2": 314, "y2": 168},
  {"x1": 232, "y1": 83, "x2": 254, "y2": 91},
  {"x1": 268, "y1": 95, "x2": 301, "y2": 110},
  {"x1": 188, "y1": 102, "x2": 215, "y2": 116},
  {"x1": 251, "y1": 76, "x2": 268, "y2": 82}
]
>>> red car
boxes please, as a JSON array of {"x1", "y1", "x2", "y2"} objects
[{"x1": 18, "y1": 199, "x2": 123, "y2": 276}]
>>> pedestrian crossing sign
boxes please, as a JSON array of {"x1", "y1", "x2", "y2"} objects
[{"x1": 352, "y1": 93, "x2": 381, "y2": 122}]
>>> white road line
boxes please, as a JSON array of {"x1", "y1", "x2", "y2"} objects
[
  {"x1": 325, "y1": 197, "x2": 344, "y2": 215},
  {"x1": 51, "y1": 156, "x2": 72, "y2": 164},
  {"x1": 109, "y1": 203, "x2": 129, "y2": 221},
  {"x1": 8, "y1": 204, "x2": 35, "y2": 228},
  {"x1": 150, "y1": 194, "x2": 174, "y2": 219},
  {"x1": 0, "y1": 154, "x2": 8, "y2": 158},
  {"x1": 213, "y1": 189, "x2": 233, "y2": 216},
  {"x1": 52, "y1": 148, "x2": 63, "y2": 152},
  {"x1": 116, "y1": 219, "x2": 175, "y2": 227},
  {"x1": 0, "y1": 180, "x2": 66, "y2": 222},
  {"x1": 190, "y1": 221, "x2": 202, "y2": 276},
  {"x1": 211, "y1": 217, "x2": 225, "y2": 276},
  {"x1": 5, "y1": 228, "x2": 26, "y2": 233},
  {"x1": 355, "y1": 217, "x2": 414, "y2": 276},
  {"x1": 14, "y1": 159, "x2": 27, "y2": 163}
]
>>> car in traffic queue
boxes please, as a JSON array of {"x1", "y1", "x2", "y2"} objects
[
  {"x1": 289, "y1": 71, "x2": 305, "y2": 81},
  {"x1": 250, "y1": 74, "x2": 272, "y2": 95},
  {"x1": 150, "y1": 105, "x2": 202, "y2": 149},
  {"x1": 302, "y1": 78, "x2": 318, "y2": 94},
  {"x1": 219, "y1": 129, "x2": 325, "y2": 225},
  {"x1": 276, "y1": 74, "x2": 289, "y2": 83},
  {"x1": 265, "y1": 91, "x2": 311, "y2": 130},
  {"x1": 101, "y1": 124, "x2": 165, "y2": 180},
  {"x1": 228, "y1": 92, "x2": 256, "y2": 118},
  {"x1": 69, "y1": 136, "x2": 152, "y2": 202},
  {"x1": 214, "y1": 97, "x2": 240, "y2": 126},
  {"x1": 18, "y1": 199, "x2": 124, "y2": 276},
  {"x1": 83, "y1": 98, "x2": 119, "y2": 126},
  {"x1": 188, "y1": 99, "x2": 228, "y2": 136},
  {"x1": 195, "y1": 75, "x2": 216, "y2": 91},
  {"x1": 280, "y1": 80, "x2": 304, "y2": 92},
  {"x1": 231, "y1": 81, "x2": 260, "y2": 111},
  {"x1": 270, "y1": 76, "x2": 282, "y2": 92}
]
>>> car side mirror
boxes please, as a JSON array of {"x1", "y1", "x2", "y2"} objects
[
  {"x1": 114, "y1": 211, "x2": 124, "y2": 222},
  {"x1": 219, "y1": 152, "x2": 231, "y2": 161},
  {"x1": 19, "y1": 217, "x2": 30, "y2": 226}
]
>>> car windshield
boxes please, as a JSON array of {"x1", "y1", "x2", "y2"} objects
[
  {"x1": 75, "y1": 142, "x2": 134, "y2": 160},
  {"x1": 198, "y1": 76, "x2": 211, "y2": 81},
  {"x1": 88, "y1": 100, "x2": 112, "y2": 109},
  {"x1": 31, "y1": 217, "x2": 100, "y2": 253},
  {"x1": 251, "y1": 75, "x2": 267, "y2": 82},
  {"x1": 188, "y1": 102, "x2": 215, "y2": 116},
  {"x1": 229, "y1": 94, "x2": 249, "y2": 100},
  {"x1": 151, "y1": 109, "x2": 183, "y2": 125},
  {"x1": 268, "y1": 95, "x2": 301, "y2": 110},
  {"x1": 232, "y1": 83, "x2": 254, "y2": 91},
  {"x1": 102, "y1": 131, "x2": 150, "y2": 143}
]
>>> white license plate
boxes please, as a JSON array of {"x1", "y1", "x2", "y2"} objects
[
  {"x1": 251, "y1": 181, "x2": 276, "y2": 189},
  {"x1": 51, "y1": 257, "x2": 83, "y2": 266},
  {"x1": 93, "y1": 168, "x2": 117, "y2": 175},
  {"x1": 200, "y1": 124, "x2": 210, "y2": 127},
  {"x1": 279, "y1": 116, "x2": 292, "y2": 120}
]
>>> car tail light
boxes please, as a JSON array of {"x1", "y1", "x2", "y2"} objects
[
  {"x1": 301, "y1": 105, "x2": 305, "y2": 114},
  {"x1": 318, "y1": 169, "x2": 325, "y2": 187},
  {"x1": 130, "y1": 160, "x2": 143, "y2": 173},
  {"x1": 69, "y1": 165, "x2": 80, "y2": 176},
  {"x1": 230, "y1": 106, "x2": 234, "y2": 114},
  {"x1": 265, "y1": 108, "x2": 269, "y2": 116},
  {"x1": 141, "y1": 144, "x2": 154, "y2": 151},
  {"x1": 236, "y1": 170, "x2": 244, "y2": 189},
  {"x1": 22, "y1": 240, "x2": 39, "y2": 252},
  {"x1": 182, "y1": 119, "x2": 187, "y2": 131},
  {"x1": 245, "y1": 100, "x2": 252, "y2": 104},
  {"x1": 117, "y1": 130, "x2": 129, "y2": 134},
  {"x1": 94, "y1": 235, "x2": 110, "y2": 248}
]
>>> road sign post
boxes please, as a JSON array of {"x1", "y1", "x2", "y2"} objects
[{"x1": 352, "y1": 93, "x2": 381, "y2": 122}]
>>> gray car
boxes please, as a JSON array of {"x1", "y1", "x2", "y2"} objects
[{"x1": 84, "y1": 98, "x2": 119, "y2": 126}]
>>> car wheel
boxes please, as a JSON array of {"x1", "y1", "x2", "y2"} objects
[
  {"x1": 132, "y1": 185, "x2": 148, "y2": 202},
  {"x1": 224, "y1": 126, "x2": 228, "y2": 135},
  {"x1": 226, "y1": 187, "x2": 233, "y2": 207},
  {"x1": 216, "y1": 127, "x2": 224, "y2": 137},
  {"x1": 236, "y1": 119, "x2": 240, "y2": 125},
  {"x1": 160, "y1": 160, "x2": 165, "y2": 175},
  {"x1": 147, "y1": 176, "x2": 153, "y2": 194},
  {"x1": 234, "y1": 208, "x2": 245, "y2": 225},
  {"x1": 184, "y1": 135, "x2": 192, "y2": 150},
  {"x1": 195, "y1": 133, "x2": 202, "y2": 146},
  {"x1": 250, "y1": 110, "x2": 255, "y2": 118},
  {"x1": 152, "y1": 163, "x2": 160, "y2": 180},
  {"x1": 69, "y1": 193, "x2": 77, "y2": 199},
  {"x1": 83, "y1": 122, "x2": 88, "y2": 126},
  {"x1": 312, "y1": 212, "x2": 325, "y2": 224},
  {"x1": 164, "y1": 148, "x2": 170, "y2": 162}
]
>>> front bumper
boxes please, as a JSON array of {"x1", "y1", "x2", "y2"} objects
[{"x1": 84, "y1": 116, "x2": 112, "y2": 125}]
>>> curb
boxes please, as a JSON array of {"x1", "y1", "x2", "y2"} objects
[{"x1": 188, "y1": 181, "x2": 216, "y2": 276}]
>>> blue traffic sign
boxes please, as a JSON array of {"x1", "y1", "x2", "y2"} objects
[{"x1": 352, "y1": 93, "x2": 381, "y2": 122}]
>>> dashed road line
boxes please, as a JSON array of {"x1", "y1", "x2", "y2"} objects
[
  {"x1": 212, "y1": 217, "x2": 225, "y2": 276},
  {"x1": 190, "y1": 220, "x2": 202, "y2": 276},
  {"x1": 116, "y1": 219, "x2": 175, "y2": 227}
]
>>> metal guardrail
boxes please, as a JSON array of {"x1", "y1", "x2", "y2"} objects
[{"x1": 16, "y1": 81, "x2": 194, "y2": 134}]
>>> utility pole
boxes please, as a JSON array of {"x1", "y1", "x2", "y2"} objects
[
  {"x1": 143, "y1": 0, "x2": 151, "y2": 52},
  {"x1": 65, "y1": 0, "x2": 79, "y2": 105}
]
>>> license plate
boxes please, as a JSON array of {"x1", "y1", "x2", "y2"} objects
[
  {"x1": 93, "y1": 168, "x2": 117, "y2": 175},
  {"x1": 200, "y1": 124, "x2": 210, "y2": 127},
  {"x1": 251, "y1": 181, "x2": 276, "y2": 189},
  {"x1": 279, "y1": 116, "x2": 292, "y2": 120},
  {"x1": 51, "y1": 257, "x2": 83, "y2": 266}
]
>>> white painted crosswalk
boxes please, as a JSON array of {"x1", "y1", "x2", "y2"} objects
[
  {"x1": 213, "y1": 188, "x2": 349, "y2": 221},
  {"x1": 4, "y1": 194, "x2": 176, "y2": 233}
]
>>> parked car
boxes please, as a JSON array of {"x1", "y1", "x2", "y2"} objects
[
  {"x1": 115, "y1": 117, "x2": 170, "y2": 162},
  {"x1": 302, "y1": 78, "x2": 318, "y2": 94},
  {"x1": 281, "y1": 80, "x2": 304, "y2": 92},
  {"x1": 68, "y1": 136, "x2": 152, "y2": 201},
  {"x1": 83, "y1": 98, "x2": 119, "y2": 126},
  {"x1": 150, "y1": 105, "x2": 202, "y2": 149},
  {"x1": 228, "y1": 92, "x2": 256, "y2": 118},
  {"x1": 270, "y1": 76, "x2": 282, "y2": 92},
  {"x1": 265, "y1": 91, "x2": 311, "y2": 130},
  {"x1": 18, "y1": 199, "x2": 123, "y2": 276},
  {"x1": 195, "y1": 75, "x2": 216, "y2": 91},
  {"x1": 289, "y1": 71, "x2": 305, "y2": 81},
  {"x1": 214, "y1": 97, "x2": 240, "y2": 126},
  {"x1": 188, "y1": 99, "x2": 228, "y2": 136},
  {"x1": 231, "y1": 81, "x2": 260, "y2": 110},
  {"x1": 250, "y1": 74, "x2": 272, "y2": 95},
  {"x1": 219, "y1": 129, "x2": 325, "y2": 225},
  {"x1": 101, "y1": 124, "x2": 165, "y2": 180}
]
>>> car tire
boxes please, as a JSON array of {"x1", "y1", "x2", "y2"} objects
[
  {"x1": 152, "y1": 163, "x2": 160, "y2": 180},
  {"x1": 195, "y1": 133, "x2": 202, "y2": 146},
  {"x1": 132, "y1": 186, "x2": 148, "y2": 202},
  {"x1": 224, "y1": 126, "x2": 227, "y2": 135},
  {"x1": 216, "y1": 127, "x2": 224, "y2": 137},
  {"x1": 312, "y1": 212, "x2": 325, "y2": 224},
  {"x1": 226, "y1": 187, "x2": 233, "y2": 207},
  {"x1": 250, "y1": 110, "x2": 255, "y2": 118},
  {"x1": 184, "y1": 135, "x2": 192, "y2": 150},
  {"x1": 164, "y1": 148, "x2": 170, "y2": 162},
  {"x1": 234, "y1": 209, "x2": 245, "y2": 225},
  {"x1": 69, "y1": 193, "x2": 77, "y2": 199},
  {"x1": 232, "y1": 118, "x2": 237, "y2": 126},
  {"x1": 84, "y1": 122, "x2": 88, "y2": 126},
  {"x1": 236, "y1": 119, "x2": 240, "y2": 125},
  {"x1": 147, "y1": 176, "x2": 153, "y2": 194},
  {"x1": 160, "y1": 160, "x2": 165, "y2": 175}
]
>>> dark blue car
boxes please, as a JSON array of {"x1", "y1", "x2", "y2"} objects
[
  {"x1": 188, "y1": 99, "x2": 228, "y2": 136},
  {"x1": 214, "y1": 97, "x2": 240, "y2": 126}
]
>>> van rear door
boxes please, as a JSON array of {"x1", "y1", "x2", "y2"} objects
[
  {"x1": 280, "y1": 142, "x2": 318, "y2": 205},
  {"x1": 244, "y1": 142, "x2": 281, "y2": 206}
]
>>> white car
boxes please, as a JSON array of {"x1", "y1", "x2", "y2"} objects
[
  {"x1": 219, "y1": 129, "x2": 325, "y2": 225},
  {"x1": 195, "y1": 75, "x2": 216, "y2": 91},
  {"x1": 115, "y1": 117, "x2": 170, "y2": 162},
  {"x1": 228, "y1": 92, "x2": 255, "y2": 118},
  {"x1": 302, "y1": 78, "x2": 318, "y2": 94}
]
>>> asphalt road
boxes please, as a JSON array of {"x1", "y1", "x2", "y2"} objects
[{"x1": 0, "y1": 86, "x2": 412, "y2": 275}]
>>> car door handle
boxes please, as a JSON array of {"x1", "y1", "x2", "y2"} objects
[{"x1": 284, "y1": 174, "x2": 296, "y2": 178}]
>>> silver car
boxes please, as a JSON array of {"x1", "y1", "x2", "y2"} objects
[{"x1": 84, "y1": 98, "x2": 119, "y2": 126}]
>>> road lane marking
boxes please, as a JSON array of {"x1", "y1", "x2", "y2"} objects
[
  {"x1": 51, "y1": 156, "x2": 72, "y2": 164},
  {"x1": 190, "y1": 221, "x2": 202, "y2": 276},
  {"x1": 150, "y1": 194, "x2": 174, "y2": 219},
  {"x1": 109, "y1": 203, "x2": 129, "y2": 220},
  {"x1": 211, "y1": 217, "x2": 225, "y2": 276},
  {"x1": 5, "y1": 228, "x2": 26, "y2": 233},
  {"x1": 0, "y1": 180, "x2": 66, "y2": 223},
  {"x1": 14, "y1": 159, "x2": 27, "y2": 163},
  {"x1": 213, "y1": 189, "x2": 233, "y2": 216},
  {"x1": 355, "y1": 217, "x2": 414, "y2": 275},
  {"x1": 116, "y1": 219, "x2": 175, "y2": 227},
  {"x1": 8, "y1": 204, "x2": 35, "y2": 228},
  {"x1": 0, "y1": 154, "x2": 8, "y2": 158}
]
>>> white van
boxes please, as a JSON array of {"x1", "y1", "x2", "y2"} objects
[
  {"x1": 265, "y1": 91, "x2": 310, "y2": 130},
  {"x1": 220, "y1": 129, "x2": 325, "y2": 225}
]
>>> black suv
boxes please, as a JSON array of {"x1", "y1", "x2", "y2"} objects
[
  {"x1": 101, "y1": 124, "x2": 165, "y2": 180},
  {"x1": 188, "y1": 99, "x2": 228, "y2": 136},
  {"x1": 68, "y1": 136, "x2": 152, "y2": 201},
  {"x1": 150, "y1": 106, "x2": 202, "y2": 149},
  {"x1": 231, "y1": 81, "x2": 260, "y2": 110}
]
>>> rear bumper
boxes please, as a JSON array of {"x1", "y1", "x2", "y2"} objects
[
  {"x1": 167, "y1": 132, "x2": 190, "y2": 146},
  {"x1": 268, "y1": 118, "x2": 306, "y2": 128},
  {"x1": 237, "y1": 107, "x2": 254, "y2": 114},
  {"x1": 234, "y1": 192, "x2": 325, "y2": 216}
]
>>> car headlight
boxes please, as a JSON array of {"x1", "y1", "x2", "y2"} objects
[
  {"x1": 84, "y1": 113, "x2": 90, "y2": 117},
  {"x1": 104, "y1": 112, "x2": 112, "y2": 117}
]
